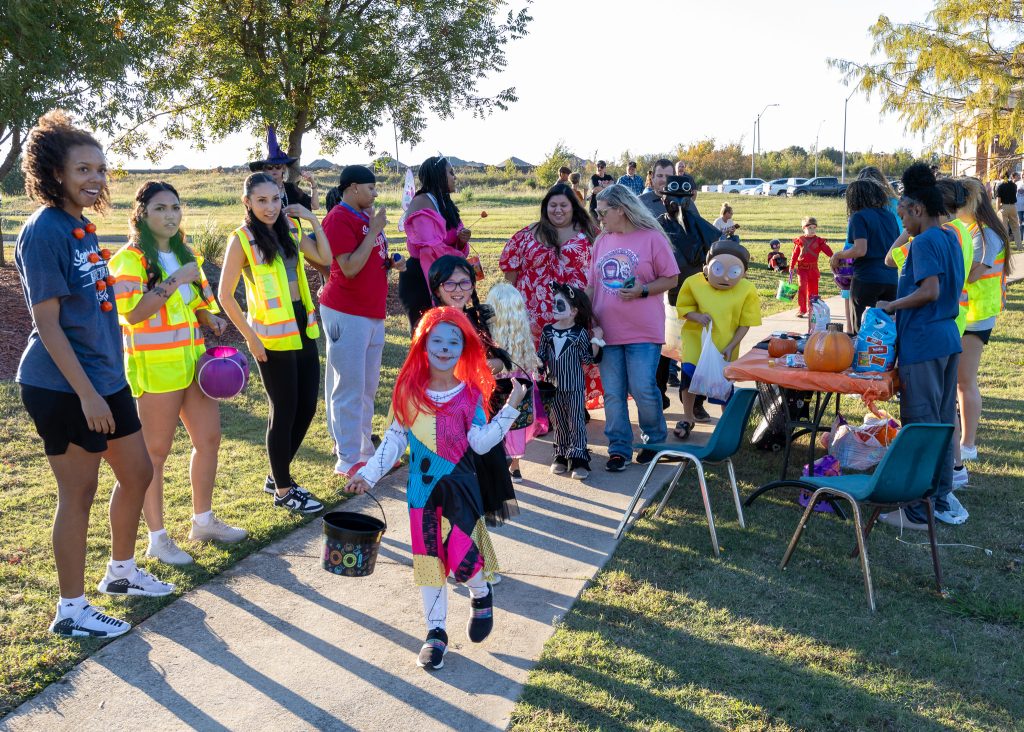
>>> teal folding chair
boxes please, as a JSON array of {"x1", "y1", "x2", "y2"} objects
[
  {"x1": 614, "y1": 387, "x2": 758, "y2": 557},
  {"x1": 779, "y1": 423, "x2": 954, "y2": 612}
]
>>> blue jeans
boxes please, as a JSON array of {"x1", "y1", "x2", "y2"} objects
[{"x1": 598, "y1": 343, "x2": 667, "y2": 458}]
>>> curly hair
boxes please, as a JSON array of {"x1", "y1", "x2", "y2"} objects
[
  {"x1": 845, "y1": 179, "x2": 889, "y2": 215},
  {"x1": 901, "y1": 163, "x2": 946, "y2": 217},
  {"x1": 22, "y1": 110, "x2": 109, "y2": 213},
  {"x1": 485, "y1": 283, "x2": 541, "y2": 373}
]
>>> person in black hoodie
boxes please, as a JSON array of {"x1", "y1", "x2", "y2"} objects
[{"x1": 655, "y1": 175, "x2": 720, "y2": 418}]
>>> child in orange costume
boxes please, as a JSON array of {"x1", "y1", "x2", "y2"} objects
[{"x1": 790, "y1": 216, "x2": 833, "y2": 316}]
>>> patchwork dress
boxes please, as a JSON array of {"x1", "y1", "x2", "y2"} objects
[{"x1": 358, "y1": 383, "x2": 518, "y2": 585}]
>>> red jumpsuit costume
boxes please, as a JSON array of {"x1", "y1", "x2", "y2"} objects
[{"x1": 790, "y1": 235, "x2": 833, "y2": 314}]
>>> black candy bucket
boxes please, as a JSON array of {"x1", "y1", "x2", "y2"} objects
[
  {"x1": 321, "y1": 492, "x2": 387, "y2": 577},
  {"x1": 535, "y1": 380, "x2": 557, "y2": 410},
  {"x1": 491, "y1": 376, "x2": 534, "y2": 429}
]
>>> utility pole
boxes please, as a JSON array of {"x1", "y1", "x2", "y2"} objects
[
  {"x1": 841, "y1": 89, "x2": 857, "y2": 183},
  {"x1": 814, "y1": 119, "x2": 825, "y2": 177},
  {"x1": 752, "y1": 103, "x2": 779, "y2": 178}
]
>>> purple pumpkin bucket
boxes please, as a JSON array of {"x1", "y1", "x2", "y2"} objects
[{"x1": 196, "y1": 346, "x2": 250, "y2": 400}]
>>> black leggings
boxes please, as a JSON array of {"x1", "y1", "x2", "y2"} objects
[
  {"x1": 850, "y1": 279, "x2": 897, "y2": 330},
  {"x1": 255, "y1": 301, "x2": 320, "y2": 488}
]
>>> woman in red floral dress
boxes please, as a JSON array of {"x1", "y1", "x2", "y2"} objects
[{"x1": 500, "y1": 184, "x2": 603, "y2": 406}]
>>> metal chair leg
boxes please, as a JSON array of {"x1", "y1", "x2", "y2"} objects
[
  {"x1": 725, "y1": 458, "x2": 746, "y2": 529},
  {"x1": 780, "y1": 488, "x2": 820, "y2": 569},
  {"x1": 851, "y1": 506, "x2": 882, "y2": 559},
  {"x1": 847, "y1": 497, "x2": 876, "y2": 612},
  {"x1": 693, "y1": 460, "x2": 720, "y2": 557},
  {"x1": 614, "y1": 452, "x2": 668, "y2": 539},
  {"x1": 924, "y1": 498, "x2": 944, "y2": 594},
  {"x1": 653, "y1": 459, "x2": 688, "y2": 518}
]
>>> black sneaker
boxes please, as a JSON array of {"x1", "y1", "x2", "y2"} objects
[
  {"x1": 417, "y1": 627, "x2": 448, "y2": 669},
  {"x1": 467, "y1": 585, "x2": 494, "y2": 643},
  {"x1": 273, "y1": 485, "x2": 324, "y2": 513},
  {"x1": 550, "y1": 456, "x2": 569, "y2": 475},
  {"x1": 662, "y1": 394, "x2": 671, "y2": 409},
  {"x1": 605, "y1": 454, "x2": 629, "y2": 472},
  {"x1": 510, "y1": 468, "x2": 523, "y2": 483},
  {"x1": 636, "y1": 449, "x2": 683, "y2": 465},
  {"x1": 693, "y1": 399, "x2": 711, "y2": 423},
  {"x1": 667, "y1": 374, "x2": 681, "y2": 388},
  {"x1": 263, "y1": 475, "x2": 276, "y2": 494}
]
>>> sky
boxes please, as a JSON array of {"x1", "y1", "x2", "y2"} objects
[{"x1": 112, "y1": 0, "x2": 941, "y2": 170}]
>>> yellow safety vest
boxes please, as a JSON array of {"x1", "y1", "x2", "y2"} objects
[
  {"x1": 232, "y1": 220, "x2": 319, "y2": 350},
  {"x1": 964, "y1": 223, "x2": 1007, "y2": 323},
  {"x1": 891, "y1": 219, "x2": 972, "y2": 336},
  {"x1": 110, "y1": 245, "x2": 219, "y2": 396}
]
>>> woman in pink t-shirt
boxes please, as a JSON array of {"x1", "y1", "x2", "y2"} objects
[
  {"x1": 396, "y1": 156, "x2": 470, "y2": 331},
  {"x1": 588, "y1": 185, "x2": 680, "y2": 471}
]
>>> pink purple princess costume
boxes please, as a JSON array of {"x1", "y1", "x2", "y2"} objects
[{"x1": 356, "y1": 383, "x2": 518, "y2": 585}]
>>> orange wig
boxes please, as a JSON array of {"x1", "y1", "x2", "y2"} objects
[{"x1": 392, "y1": 306, "x2": 497, "y2": 427}]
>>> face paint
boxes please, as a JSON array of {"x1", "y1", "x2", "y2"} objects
[
  {"x1": 553, "y1": 295, "x2": 569, "y2": 314},
  {"x1": 426, "y1": 322, "x2": 464, "y2": 371}
]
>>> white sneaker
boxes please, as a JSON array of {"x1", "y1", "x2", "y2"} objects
[
  {"x1": 935, "y1": 493, "x2": 969, "y2": 525},
  {"x1": 145, "y1": 533, "x2": 194, "y2": 565},
  {"x1": 952, "y1": 465, "x2": 969, "y2": 488},
  {"x1": 959, "y1": 444, "x2": 978, "y2": 461},
  {"x1": 98, "y1": 566, "x2": 176, "y2": 597},
  {"x1": 878, "y1": 509, "x2": 928, "y2": 531},
  {"x1": 189, "y1": 515, "x2": 248, "y2": 543},
  {"x1": 49, "y1": 604, "x2": 131, "y2": 638},
  {"x1": 571, "y1": 467, "x2": 590, "y2": 480}
]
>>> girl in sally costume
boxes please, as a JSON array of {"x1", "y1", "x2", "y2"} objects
[{"x1": 347, "y1": 307, "x2": 527, "y2": 670}]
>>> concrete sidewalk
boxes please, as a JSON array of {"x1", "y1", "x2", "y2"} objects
[
  {"x1": 2, "y1": 406, "x2": 699, "y2": 731},
  {"x1": 0, "y1": 293, "x2": 891, "y2": 732}
]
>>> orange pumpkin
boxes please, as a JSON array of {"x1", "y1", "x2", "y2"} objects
[
  {"x1": 768, "y1": 336, "x2": 798, "y2": 358},
  {"x1": 804, "y1": 327, "x2": 854, "y2": 372}
]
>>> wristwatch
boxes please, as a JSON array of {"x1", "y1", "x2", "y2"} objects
[{"x1": 641, "y1": 285, "x2": 649, "y2": 299}]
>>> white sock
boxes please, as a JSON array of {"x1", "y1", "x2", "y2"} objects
[
  {"x1": 108, "y1": 557, "x2": 137, "y2": 578},
  {"x1": 148, "y1": 529, "x2": 167, "y2": 542},
  {"x1": 465, "y1": 570, "x2": 490, "y2": 599},
  {"x1": 57, "y1": 595, "x2": 88, "y2": 618},
  {"x1": 421, "y1": 585, "x2": 448, "y2": 631},
  {"x1": 193, "y1": 510, "x2": 213, "y2": 526}
]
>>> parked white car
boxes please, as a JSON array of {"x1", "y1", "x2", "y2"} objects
[
  {"x1": 740, "y1": 186, "x2": 763, "y2": 196},
  {"x1": 762, "y1": 177, "x2": 808, "y2": 196},
  {"x1": 721, "y1": 178, "x2": 765, "y2": 194}
]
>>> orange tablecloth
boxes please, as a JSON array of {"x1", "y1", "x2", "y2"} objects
[{"x1": 724, "y1": 347, "x2": 899, "y2": 409}]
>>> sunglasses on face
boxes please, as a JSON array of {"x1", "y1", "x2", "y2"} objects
[
  {"x1": 441, "y1": 279, "x2": 474, "y2": 292},
  {"x1": 595, "y1": 207, "x2": 615, "y2": 218}
]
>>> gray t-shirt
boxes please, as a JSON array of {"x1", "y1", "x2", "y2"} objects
[{"x1": 15, "y1": 207, "x2": 127, "y2": 395}]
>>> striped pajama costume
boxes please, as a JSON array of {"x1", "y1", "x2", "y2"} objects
[{"x1": 538, "y1": 324, "x2": 600, "y2": 460}]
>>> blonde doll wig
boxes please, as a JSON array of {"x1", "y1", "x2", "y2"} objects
[{"x1": 485, "y1": 283, "x2": 542, "y2": 373}]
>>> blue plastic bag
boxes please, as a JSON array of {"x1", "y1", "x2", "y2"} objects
[{"x1": 854, "y1": 308, "x2": 897, "y2": 372}]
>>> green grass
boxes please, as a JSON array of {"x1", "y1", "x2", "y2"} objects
[
  {"x1": 509, "y1": 290, "x2": 1024, "y2": 731},
  {"x1": 0, "y1": 174, "x2": 921, "y2": 720}
]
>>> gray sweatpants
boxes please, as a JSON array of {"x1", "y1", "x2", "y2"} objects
[
  {"x1": 899, "y1": 353, "x2": 959, "y2": 519},
  {"x1": 321, "y1": 305, "x2": 385, "y2": 470}
]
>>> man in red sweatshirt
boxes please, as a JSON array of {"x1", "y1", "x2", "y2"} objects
[{"x1": 790, "y1": 216, "x2": 833, "y2": 316}]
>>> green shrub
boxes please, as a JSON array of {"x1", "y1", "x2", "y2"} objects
[
  {"x1": 2, "y1": 159, "x2": 25, "y2": 196},
  {"x1": 188, "y1": 217, "x2": 229, "y2": 264}
]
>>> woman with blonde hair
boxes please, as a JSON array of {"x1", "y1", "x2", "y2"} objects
[
  {"x1": 953, "y1": 177, "x2": 1013, "y2": 468},
  {"x1": 110, "y1": 182, "x2": 246, "y2": 565},
  {"x1": 588, "y1": 184, "x2": 680, "y2": 471}
]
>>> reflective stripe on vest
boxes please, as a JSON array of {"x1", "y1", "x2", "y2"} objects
[
  {"x1": 110, "y1": 244, "x2": 211, "y2": 396},
  {"x1": 944, "y1": 220, "x2": 972, "y2": 337},
  {"x1": 232, "y1": 221, "x2": 320, "y2": 351},
  {"x1": 964, "y1": 223, "x2": 1006, "y2": 323}
]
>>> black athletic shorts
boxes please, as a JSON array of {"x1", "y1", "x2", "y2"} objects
[
  {"x1": 20, "y1": 384, "x2": 141, "y2": 456},
  {"x1": 965, "y1": 328, "x2": 992, "y2": 345}
]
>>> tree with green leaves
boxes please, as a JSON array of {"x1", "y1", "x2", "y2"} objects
[
  {"x1": 831, "y1": 2, "x2": 1024, "y2": 163},
  {"x1": 132, "y1": 0, "x2": 531, "y2": 179},
  {"x1": 535, "y1": 141, "x2": 575, "y2": 185}
]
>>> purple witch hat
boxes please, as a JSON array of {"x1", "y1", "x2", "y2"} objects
[{"x1": 249, "y1": 126, "x2": 298, "y2": 171}]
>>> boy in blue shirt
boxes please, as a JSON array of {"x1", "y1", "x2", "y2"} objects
[{"x1": 877, "y1": 164, "x2": 967, "y2": 528}]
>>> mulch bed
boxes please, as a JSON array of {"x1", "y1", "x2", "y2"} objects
[{"x1": 1, "y1": 261, "x2": 408, "y2": 380}]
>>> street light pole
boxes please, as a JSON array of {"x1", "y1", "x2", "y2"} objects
[
  {"x1": 841, "y1": 89, "x2": 857, "y2": 183},
  {"x1": 752, "y1": 103, "x2": 779, "y2": 179},
  {"x1": 814, "y1": 119, "x2": 825, "y2": 177},
  {"x1": 751, "y1": 118, "x2": 757, "y2": 178}
]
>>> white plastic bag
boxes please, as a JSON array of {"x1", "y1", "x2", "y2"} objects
[
  {"x1": 688, "y1": 325, "x2": 733, "y2": 402},
  {"x1": 662, "y1": 301, "x2": 682, "y2": 361}
]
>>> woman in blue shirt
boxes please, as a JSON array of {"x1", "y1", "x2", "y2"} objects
[
  {"x1": 15, "y1": 111, "x2": 174, "y2": 639},
  {"x1": 876, "y1": 164, "x2": 967, "y2": 530}
]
